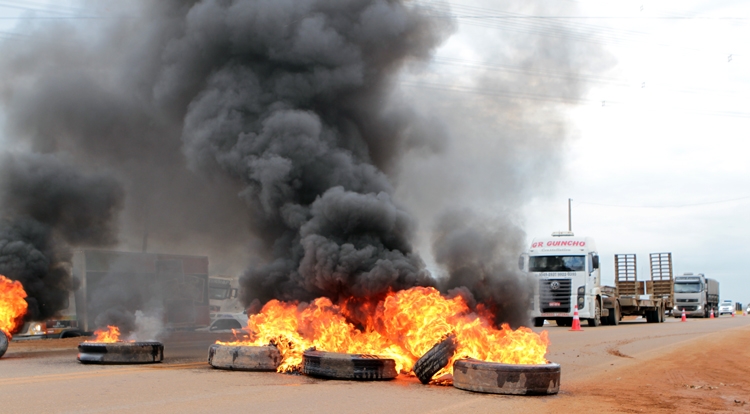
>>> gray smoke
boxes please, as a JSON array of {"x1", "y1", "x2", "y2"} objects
[
  {"x1": 432, "y1": 209, "x2": 531, "y2": 327},
  {"x1": 0, "y1": 152, "x2": 123, "y2": 321}
]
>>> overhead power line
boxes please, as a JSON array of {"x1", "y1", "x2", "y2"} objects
[{"x1": 574, "y1": 195, "x2": 750, "y2": 209}]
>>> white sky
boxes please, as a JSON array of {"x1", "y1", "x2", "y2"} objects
[
  {"x1": 402, "y1": 0, "x2": 750, "y2": 304},
  {"x1": 1, "y1": 1, "x2": 749, "y2": 303}
]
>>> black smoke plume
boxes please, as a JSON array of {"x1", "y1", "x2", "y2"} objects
[
  {"x1": 0, "y1": 153, "x2": 123, "y2": 320},
  {"x1": 0, "y1": 0, "x2": 605, "y2": 327}
]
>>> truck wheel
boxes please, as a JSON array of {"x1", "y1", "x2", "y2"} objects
[
  {"x1": 302, "y1": 350, "x2": 398, "y2": 380},
  {"x1": 413, "y1": 334, "x2": 457, "y2": 384},
  {"x1": 588, "y1": 301, "x2": 601, "y2": 327},
  {"x1": 208, "y1": 344, "x2": 281, "y2": 371},
  {"x1": 533, "y1": 318, "x2": 544, "y2": 327},
  {"x1": 453, "y1": 358, "x2": 560, "y2": 395},
  {"x1": 0, "y1": 331, "x2": 8, "y2": 358},
  {"x1": 605, "y1": 304, "x2": 619, "y2": 326}
]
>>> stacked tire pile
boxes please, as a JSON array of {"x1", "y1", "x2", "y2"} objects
[
  {"x1": 412, "y1": 334, "x2": 559, "y2": 395},
  {"x1": 206, "y1": 336, "x2": 559, "y2": 396}
]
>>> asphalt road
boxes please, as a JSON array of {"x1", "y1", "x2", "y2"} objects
[{"x1": 1, "y1": 315, "x2": 748, "y2": 413}]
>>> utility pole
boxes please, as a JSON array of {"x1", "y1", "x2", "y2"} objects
[{"x1": 568, "y1": 198, "x2": 572, "y2": 232}]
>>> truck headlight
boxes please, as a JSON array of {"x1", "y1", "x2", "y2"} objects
[
  {"x1": 577, "y1": 286, "x2": 585, "y2": 310},
  {"x1": 697, "y1": 305, "x2": 702, "y2": 310},
  {"x1": 30, "y1": 323, "x2": 45, "y2": 335}
]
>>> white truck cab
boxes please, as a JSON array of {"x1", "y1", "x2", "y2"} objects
[{"x1": 520, "y1": 232, "x2": 603, "y2": 327}]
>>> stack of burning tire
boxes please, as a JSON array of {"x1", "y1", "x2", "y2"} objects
[
  {"x1": 208, "y1": 343, "x2": 282, "y2": 371},
  {"x1": 77, "y1": 326, "x2": 163, "y2": 365},
  {"x1": 78, "y1": 341, "x2": 164, "y2": 364},
  {"x1": 413, "y1": 334, "x2": 560, "y2": 395},
  {"x1": 302, "y1": 349, "x2": 398, "y2": 380}
]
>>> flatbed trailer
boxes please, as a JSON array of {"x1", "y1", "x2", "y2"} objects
[{"x1": 602, "y1": 253, "x2": 673, "y2": 325}]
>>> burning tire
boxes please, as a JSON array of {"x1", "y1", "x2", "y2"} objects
[
  {"x1": 453, "y1": 358, "x2": 560, "y2": 395},
  {"x1": 413, "y1": 334, "x2": 457, "y2": 384},
  {"x1": 302, "y1": 350, "x2": 398, "y2": 380},
  {"x1": 0, "y1": 331, "x2": 8, "y2": 358},
  {"x1": 207, "y1": 344, "x2": 281, "y2": 371},
  {"x1": 77, "y1": 341, "x2": 164, "y2": 364}
]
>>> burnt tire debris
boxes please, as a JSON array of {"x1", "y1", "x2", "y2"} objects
[
  {"x1": 207, "y1": 344, "x2": 281, "y2": 371},
  {"x1": 413, "y1": 334, "x2": 457, "y2": 384},
  {"x1": 452, "y1": 358, "x2": 560, "y2": 395},
  {"x1": 302, "y1": 350, "x2": 398, "y2": 380},
  {"x1": 77, "y1": 341, "x2": 164, "y2": 364},
  {"x1": 0, "y1": 331, "x2": 8, "y2": 358}
]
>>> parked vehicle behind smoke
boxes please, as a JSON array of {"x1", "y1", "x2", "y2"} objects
[
  {"x1": 15, "y1": 250, "x2": 211, "y2": 340},
  {"x1": 208, "y1": 275, "x2": 242, "y2": 321},
  {"x1": 198, "y1": 313, "x2": 248, "y2": 333}
]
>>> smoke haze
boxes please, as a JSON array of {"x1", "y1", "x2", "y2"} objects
[{"x1": 0, "y1": 0, "x2": 607, "y2": 327}]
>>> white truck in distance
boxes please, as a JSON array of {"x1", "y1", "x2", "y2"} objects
[
  {"x1": 208, "y1": 275, "x2": 243, "y2": 321},
  {"x1": 521, "y1": 232, "x2": 605, "y2": 327}
]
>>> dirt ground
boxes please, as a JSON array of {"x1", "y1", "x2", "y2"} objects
[
  {"x1": 3, "y1": 322, "x2": 749, "y2": 413},
  {"x1": 557, "y1": 327, "x2": 750, "y2": 413}
]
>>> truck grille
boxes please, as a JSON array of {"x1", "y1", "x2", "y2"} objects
[
  {"x1": 678, "y1": 306, "x2": 698, "y2": 311},
  {"x1": 540, "y1": 279, "x2": 571, "y2": 313},
  {"x1": 677, "y1": 299, "x2": 698, "y2": 303}
]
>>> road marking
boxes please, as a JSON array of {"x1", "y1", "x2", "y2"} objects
[{"x1": 0, "y1": 362, "x2": 208, "y2": 386}]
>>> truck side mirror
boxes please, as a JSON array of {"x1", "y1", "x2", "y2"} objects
[
  {"x1": 518, "y1": 254, "x2": 528, "y2": 271},
  {"x1": 592, "y1": 254, "x2": 600, "y2": 270}
]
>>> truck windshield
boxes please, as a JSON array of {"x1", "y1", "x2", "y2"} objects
[
  {"x1": 209, "y1": 287, "x2": 229, "y2": 300},
  {"x1": 529, "y1": 255, "x2": 585, "y2": 272},
  {"x1": 674, "y1": 283, "x2": 701, "y2": 293}
]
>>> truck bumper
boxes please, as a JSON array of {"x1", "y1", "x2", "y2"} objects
[{"x1": 673, "y1": 307, "x2": 704, "y2": 317}]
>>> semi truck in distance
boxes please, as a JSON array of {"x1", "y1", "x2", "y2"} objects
[
  {"x1": 522, "y1": 233, "x2": 673, "y2": 327},
  {"x1": 672, "y1": 273, "x2": 719, "y2": 318},
  {"x1": 208, "y1": 275, "x2": 243, "y2": 321},
  {"x1": 521, "y1": 232, "x2": 606, "y2": 327}
]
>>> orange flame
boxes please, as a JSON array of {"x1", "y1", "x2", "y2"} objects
[
  {"x1": 90, "y1": 325, "x2": 122, "y2": 343},
  {"x1": 0, "y1": 275, "x2": 28, "y2": 339},
  {"x1": 219, "y1": 286, "x2": 549, "y2": 378}
]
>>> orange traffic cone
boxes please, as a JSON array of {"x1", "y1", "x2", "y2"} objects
[
  {"x1": 710, "y1": 309, "x2": 714, "y2": 319},
  {"x1": 732, "y1": 311, "x2": 735, "y2": 318},
  {"x1": 570, "y1": 304, "x2": 583, "y2": 331},
  {"x1": 681, "y1": 308, "x2": 686, "y2": 322}
]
